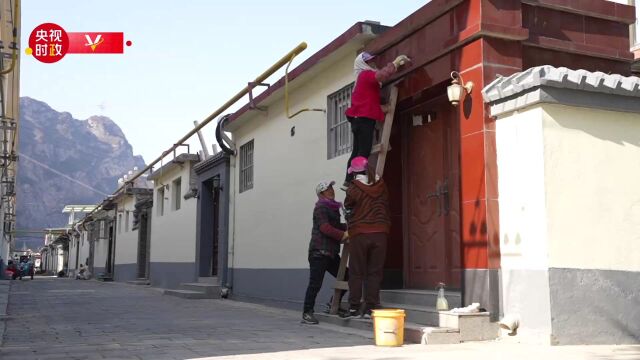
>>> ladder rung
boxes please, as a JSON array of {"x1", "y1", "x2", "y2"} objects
[
  {"x1": 371, "y1": 143, "x2": 392, "y2": 154},
  {"x1": 333, "y1": 280, "x2": 349, "y2": 291}
]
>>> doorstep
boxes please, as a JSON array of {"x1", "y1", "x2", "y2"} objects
[{"x1": 315, "y1": 313, "x2": 461, "y2": 345}]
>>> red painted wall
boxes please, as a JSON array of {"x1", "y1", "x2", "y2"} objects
[{"x1": 367, "y1": 0, "x2": 634, "y2": 273}]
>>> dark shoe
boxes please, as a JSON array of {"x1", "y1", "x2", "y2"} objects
[
  {"x1": 301, "y1": 312, "x2": 319, "y2": 324},
  {"x1": 361, "y1": 308, "x2": 372, "y2": 319},
  {"x1": 339, "y1": 308, "x2": 360, "y2": 318},
  {"x1": 361, "y1": 304, "x2": 381, "y2": 319}
]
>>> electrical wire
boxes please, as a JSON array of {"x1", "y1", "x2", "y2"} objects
[{"x1": 19, "y1": 153, "x2": 110, "y2": 196}]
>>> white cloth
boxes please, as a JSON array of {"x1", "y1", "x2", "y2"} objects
[
  {"x1": 354, "y1": 53, "x2": 375, "y2": 80},
  {"x1": 354, "y1": 174, "x2": 380, "y2": 185},
  {"x1": 450, "y1": 302, "x2": 481, "y2": 314}
]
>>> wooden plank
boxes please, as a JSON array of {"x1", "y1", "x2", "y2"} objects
[
  {"x1": 330, "y1": 245, "x2": 349, "y2": 315},
  {"x1": 375, "y1": 86, "x2": 399, "y2": 178},
  {"x1": 330, "y1": 85, "x2": 400, "y2": 316}
]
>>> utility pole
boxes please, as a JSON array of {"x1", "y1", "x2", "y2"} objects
[{"x1": 0, "y1": 0, "x2": 21, "y2": 262}]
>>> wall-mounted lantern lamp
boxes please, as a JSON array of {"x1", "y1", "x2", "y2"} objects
[
  {"x1": 447, "y1": 71, "x2": 473, "y2": 106},
  {"x1": 212, "y1": 177, "x2": 222, "y2": 191}
]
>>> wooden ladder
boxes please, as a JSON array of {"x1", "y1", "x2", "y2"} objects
[{"x1": 330, "y1": 86, "x2": 399, "y2": 315}]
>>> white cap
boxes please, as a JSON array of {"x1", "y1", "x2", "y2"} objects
[{"x1": 315, "y1": 180, "x2": 335, "y2": 195}]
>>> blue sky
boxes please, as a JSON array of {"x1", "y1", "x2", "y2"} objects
[{"x1": 21, "y1": 1, "x2": 428, "y2": 162}]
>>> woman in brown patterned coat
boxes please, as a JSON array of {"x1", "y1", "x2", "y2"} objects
[{"x1": 342, "y1": 156, "x2": 391, "y2": 318}]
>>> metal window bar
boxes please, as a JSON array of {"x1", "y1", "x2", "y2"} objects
[
  {"x1": 327, "y1": 83, "x2": 354, "y2": 159},
  {"x1": 240, "y1": 140, "x2": 254, "y2": 193}
]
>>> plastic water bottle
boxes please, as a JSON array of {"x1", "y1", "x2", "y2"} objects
[{"x1": 436, "y1": 282, "x2": 449, "y2": 311}]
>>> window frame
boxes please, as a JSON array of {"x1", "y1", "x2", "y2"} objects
[
  {"x1": 172, "y1": 177, "x2": 182, "y2": 211},
  {"x1": 326, "y1": 82, "x2": 355, "y2": 159},
  {"x1": 157, "y1": 186, "x2": 165, "y2": 216},
  {"x1": 239, "y1": 140, "x2": 254, "y2": 193}
]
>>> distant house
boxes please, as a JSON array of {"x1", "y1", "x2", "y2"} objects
[
  {"x1": 111, "y1": 187, "x2": 153, "y2": 282},
  {"x1": 147, "y1": 153, "x2": 201, "y2": 289},
  {"x1": 41, "y1": 228, "x2": 68, "y2": 274},
  {"x1": 64, "y1": 205, "x2": 97, "y2": 277}
]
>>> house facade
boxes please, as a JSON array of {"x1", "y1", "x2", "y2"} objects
[
  {"x1": 112, "y1": 187, "x2": 154, "y2": 282},
  {"x1": 483, "y1": 66, "x2": 640, "y2": 344},
  {"x1": 147, "y1": 153, "x2": 201, "y2": 289},
  {"x1": 217, "y1": 0, "x2": 638, "y2": 345},
  {"x1": 223, "y1": 21, "x2": 386, "y2": 305}
]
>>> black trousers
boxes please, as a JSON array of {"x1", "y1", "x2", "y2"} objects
[
  {"x1": 303, "y1": 253, "x2": 348, "y2": 313},
  {"x1": 345, "y1": 117, "x2": 376, "y2": 183}
]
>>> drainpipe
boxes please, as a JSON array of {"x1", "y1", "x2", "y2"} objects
[{"x1": 225, "y1": 154, "x2": 237, "y2": 295}]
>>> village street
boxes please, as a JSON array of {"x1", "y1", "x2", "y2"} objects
[{"x1": 0, "y1": 278, "x2": 638, "y2": 360}]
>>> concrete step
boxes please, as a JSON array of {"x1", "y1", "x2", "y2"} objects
[
  {"x1": 439, "y1": 311, "x2": 499, "y2": 342},
  {"x1": 163, "y1": 289, "x2": 212, "y2": 299},
  {"x1": 314, "y1": 313, "x2": 461, "y2": 345},
  {"x1": 127, "y1": 279, "x2": 150, "y2": 286},
  {"x1": 181, "y1": 283, "x2": 221, "y2": 298},
  {"x1": 380, "y1": 289, "x2": 462, "y2": 309},
  {"x1": 380, "y1": 303, "x2": 439, "y2": 326}
]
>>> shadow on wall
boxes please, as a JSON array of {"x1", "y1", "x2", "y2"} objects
[{"x1": 551, "y1": 107, "x2": 640, "y2": 147}]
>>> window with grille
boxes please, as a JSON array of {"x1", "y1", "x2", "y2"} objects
[
  {"x1": 157, "y1": 187, "x2": 165, "y2": 216},
  {"x1": 239, "y1": 140, "x2": 254, "y2": 193},
  {"x1": 327, "y1": 83, "x2": 354, "y2": 159},
  {"x1": 173, "y1": 177, "x2": 182, "y2": 211}
]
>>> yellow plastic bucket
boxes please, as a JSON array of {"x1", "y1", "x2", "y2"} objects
[{"x1": 372, "y1": 309, "x2": 405, "y2": 346}]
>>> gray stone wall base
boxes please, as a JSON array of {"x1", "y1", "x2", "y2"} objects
[
  {"x1": 114, "y1": 263, "x2": 138, "y2": 282},
  {"x1": 463, "y1": 269, "x2": 501, "y2": 321},
  {"x1": 549, "y1": 268, "x2": 640, "y2": 345},
  {"x1": 149, "y1": 262, "x2": 197, "y2": 290},
  {"x1": 501, "y1": 269, "x2": 552, "y2": 340},
  {"x1": 232, "y1": 268, "x2": 338, "y2": 312}
]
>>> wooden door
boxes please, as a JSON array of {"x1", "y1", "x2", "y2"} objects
[
  {"x1": 403, "y1": 101, "x2": 461, "y2": 289},
  {"x1": 211, "y1": 185, "x2": 220, "y2": 277}
]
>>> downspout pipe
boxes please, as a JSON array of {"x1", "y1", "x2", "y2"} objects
[
  {"x1": 77, "y1": 42, "x2": 308, "y2": 226},
  {"x1": 215, "y1": 114, "x2": 236, "y2": 156}
]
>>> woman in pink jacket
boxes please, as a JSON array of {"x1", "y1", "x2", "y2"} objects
[{"x1": 342, "y1": 52, "x2": 410, "y2": 190}]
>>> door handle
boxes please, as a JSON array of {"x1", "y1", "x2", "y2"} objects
[
  {"x1": 424, "y1": 181, "x2": 442, "y2": 216},
  {"x1": 441, "y1": 179, "x2": 450, "y2": 216}
]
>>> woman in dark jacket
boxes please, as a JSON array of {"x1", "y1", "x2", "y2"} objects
[
  {"x1": 343, "y1": 157, "x2": 391, "y2": 318},
  {"x1": 302, "y1": 180, "x2": 349, "y2": 324}
]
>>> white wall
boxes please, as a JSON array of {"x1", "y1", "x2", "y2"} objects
[
  {"x1": 495, "y1": 102, "x2": 640, "y2": 342},
  {"x1": 114, "y1": 195, "x2": 139, "y2": 265},
  {"x1": 541, "y1": 104, "x2": 640, "y2": 272},
  {"x1": 93, "y1": 233, "x2": 109, "y2": 271},
  {"x1": 150, "y1": 163, "x2": 198, "y2": 263},
  {"x1": 232, "y1": 52, "x2": 355, "y2": 270},
  {"x1": 496, "y1": 107, "x2": 552, "y2": 341}
]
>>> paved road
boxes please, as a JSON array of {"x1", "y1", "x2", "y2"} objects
[
  {"x1": 1, "y1": 277, "x2": 639, "y2": 360},
  {"x1": 0, "y1": 277, "x2": 370, "y2": 359}
]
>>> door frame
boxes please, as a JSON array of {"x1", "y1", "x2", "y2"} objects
[{"x1": 401, "y1": 93, "x2": 462, "y2": 290}]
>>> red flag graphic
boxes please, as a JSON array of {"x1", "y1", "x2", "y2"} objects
[{"x1": 67, "y1": 32, "x2": 124, "y2": 54}]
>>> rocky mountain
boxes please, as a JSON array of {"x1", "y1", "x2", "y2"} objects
[{"x1": 17, "y1": 97, "x2": 145, "y2": 249}]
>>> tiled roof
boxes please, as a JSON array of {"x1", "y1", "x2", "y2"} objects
[{"x1": 482, "y1": 65, "x2": 640, "y2": 103}]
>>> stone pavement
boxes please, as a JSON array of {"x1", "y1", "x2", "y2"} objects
[
  {"x1": 0, "y1": 277, "x2": 638, "y2": 360},
  {"x1": 0, "y1": 277, "x2": 371, "y2": 359}
]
